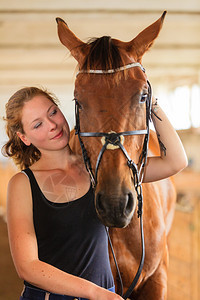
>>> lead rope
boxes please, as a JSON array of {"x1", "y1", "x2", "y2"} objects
[
  {"x1": 123, "y1": 177, "x2": 145, "y2": 299},
  {"x1": 106, "y1": 161, "x2": 145, "y2": 299},
  {"x1": 105, "y1": 227, "x2": 124, "y2": 296},
  {"x1": 106, "y1": 187, "x2": 144, "y2": 299},
  {"x1": 123, "y1": 215, "x2": 144, "y2": 299}
]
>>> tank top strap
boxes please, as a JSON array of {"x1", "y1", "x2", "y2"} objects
[{"x1": 22, "y1": 168, "x2": 41, "y2": 195}]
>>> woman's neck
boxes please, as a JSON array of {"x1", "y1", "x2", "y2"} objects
[{"x1": 32, "y1": 144, "x2": 76, "y2": 171}]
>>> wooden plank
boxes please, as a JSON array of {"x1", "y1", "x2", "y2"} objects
[
  {"x1": 1, "y1": 0, "x2": 200, "y2": 12},
  {"x1": 168, "y1": 198, "x2": 200, "y2": 300},
  {"x1": 1, "y1": 13, "x2": 200, "y2": 46},
  {"x1": 1, "y1": 49, "x2": 199, "y2": 69},
  {"x1": 191, "y1": 197, "x2": 199, "y2": 300},
  {"x1": 167, "y1": 170, "x2": 200, "y2": 300},
  {"x1": 0, "y1": 11, "x2": 199, "y2": 87},
  {"x1": 0, "y1": 216, "x2": 23, "y2": 299}
]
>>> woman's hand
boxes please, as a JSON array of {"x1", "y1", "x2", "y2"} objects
[
  {"x1": 143, "y1": 96, "x2": 188, "y2": 183},
  {"x1": 91, "y1": 286, "x2": 124, "y2": 300}
]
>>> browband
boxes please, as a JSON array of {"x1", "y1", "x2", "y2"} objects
[{"x1": 76, "y1": 62, "x2": 145, "y2": 76}]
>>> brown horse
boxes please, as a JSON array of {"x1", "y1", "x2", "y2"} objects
[{"x1": 56, "y1": 12, "x2": 176, "y2": 300}]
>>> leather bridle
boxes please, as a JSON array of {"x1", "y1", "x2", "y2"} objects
[{"x1": 74, "y1": 62, "x2": 152, "y2": 299}]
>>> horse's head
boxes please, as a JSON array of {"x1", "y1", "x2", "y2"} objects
[{"x1": 56, "y1": 12, "x2": 166, "y2": 228}]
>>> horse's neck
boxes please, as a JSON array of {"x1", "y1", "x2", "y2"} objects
[
  {"x1": 69, "y1": 128, "x2": 79, "y2": 153},
  {"x1": 149, "y1": 130, "x2": 160, "y2": 156}
]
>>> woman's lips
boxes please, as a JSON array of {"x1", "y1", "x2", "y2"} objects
[{"x1": 52, "y1": 130, "x2": 63, "y2": 139}]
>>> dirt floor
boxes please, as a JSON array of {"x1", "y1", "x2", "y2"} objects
[{"x1": 0, "y1": 169, "x2": 199, "y2": 300}]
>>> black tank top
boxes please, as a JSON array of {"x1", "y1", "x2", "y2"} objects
[{"x1": 23, "y1": 168, "x2": 114, "y2": 290}]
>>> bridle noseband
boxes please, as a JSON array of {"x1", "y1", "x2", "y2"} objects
[{"x1": 74, "y1": 62, "x2": 152, "y2": 299}]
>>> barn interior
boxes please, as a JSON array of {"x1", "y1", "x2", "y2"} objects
[{"x1": 0, "y1": 1, "x2": 200, "y2": 299}]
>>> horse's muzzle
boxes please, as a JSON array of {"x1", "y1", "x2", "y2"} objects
[{"x1": 95, "y1": 191, "x2": 136, "y2": 228}]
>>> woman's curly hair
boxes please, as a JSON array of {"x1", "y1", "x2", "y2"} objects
[{"x1": 2, "y1": 87, "x2": 59, "y2": 170}]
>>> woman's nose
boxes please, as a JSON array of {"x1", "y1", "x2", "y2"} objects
[{"x1": 48, "y1": 118, "x2": 57, "y2": 131}]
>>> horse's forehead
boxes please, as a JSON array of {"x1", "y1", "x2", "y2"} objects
[{"x1": 75, "y1": 73, "x2": 146, "y2": 100}]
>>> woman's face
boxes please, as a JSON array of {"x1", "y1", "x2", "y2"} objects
[{"x1": 18, "y1": 95, "x2": 70, "y2": 152}]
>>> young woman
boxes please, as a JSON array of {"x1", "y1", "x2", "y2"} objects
[{"x1": 2, "y1": 87, "x2": 187, "y2": 300}]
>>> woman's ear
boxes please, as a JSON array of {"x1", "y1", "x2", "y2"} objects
[{"x1": 16, "y1": 132, "x2": 31, "y2": 146}]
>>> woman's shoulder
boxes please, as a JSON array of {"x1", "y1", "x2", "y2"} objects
[
  {"x1": 7, "y1": 170, "x2": 33, "y2": 213},
  {"x1": 8, "y1": 170, "x2": 30, "y2": 190}
]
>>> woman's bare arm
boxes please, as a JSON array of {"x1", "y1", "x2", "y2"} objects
[{"x1": 143, "y1": 98, "x2": 188, "y2": 183}]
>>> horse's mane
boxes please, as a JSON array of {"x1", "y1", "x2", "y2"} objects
[{"x1": 80, "y1": 36, "x2": 126, "y2": 82}]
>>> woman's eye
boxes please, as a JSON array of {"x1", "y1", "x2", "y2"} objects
[
  {"x1": 34, "y1": 122, "x2": 42, "y2": 129},
  {"x1": 140, "y1": 94, "x2": 148, "y2": 103},
  {"x1": 50, "y1": 109, "x2": 57, "y2": 116}
]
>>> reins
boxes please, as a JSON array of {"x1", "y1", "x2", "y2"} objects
[{"x1": 74, "y1": 62, "x2": 152, "y2": 299}]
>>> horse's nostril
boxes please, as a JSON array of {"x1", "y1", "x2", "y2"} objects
[
  {"x1": 125, "y1": 193, "x2": 134, "y2": 215},
  {"x1": 95, "y1": 191, "x2": 135, "y2": 225},
  {"x1": 96, "y1": 193, "x2": 105, "y2": 215}
]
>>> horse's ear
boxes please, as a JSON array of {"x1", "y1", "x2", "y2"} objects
[
  {"x1": 56, "y1": 18, "x2": 86, "y2": 64},
  {"x1": 127, "y1": 11, "x2": 167, "y2": 62}
]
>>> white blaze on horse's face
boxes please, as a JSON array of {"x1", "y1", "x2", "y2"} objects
[{"x1": 57, "y1": 12, "x2": 166, "y2": 228}]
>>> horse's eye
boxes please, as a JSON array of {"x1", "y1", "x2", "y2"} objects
[{"x1": 140, "y1": 93, "x2": 148, "y2": 103}]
